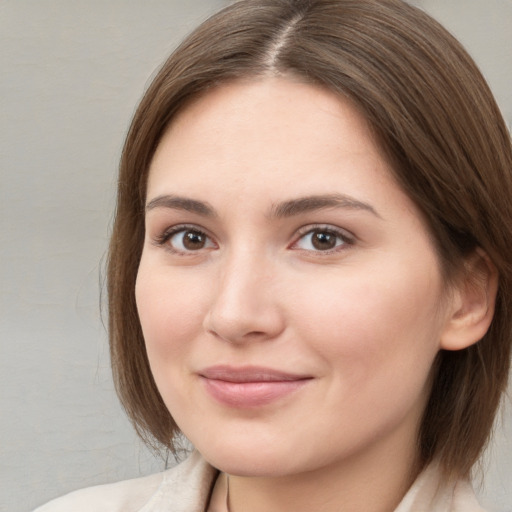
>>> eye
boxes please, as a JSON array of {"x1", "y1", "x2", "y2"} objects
[
  {"x1": 292, "y1": 226, "x2": 353, "y2": 253},
  {"x1": 157, "y1": 226, "x2": 216, "y2": 254}
]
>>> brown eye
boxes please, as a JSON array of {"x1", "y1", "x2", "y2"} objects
[
  {"x1": 167, "y1": 228, "x2": 215, "y2": 253},
  {"x1": 183, "y1": 230, "x2": 206, "y2": 250},
  {"x1": 311, "y1": 231, "x2": 337, "y2": 250},
  {"x1": 292, "y1": 226, "x2": 352, "y2": 253}
]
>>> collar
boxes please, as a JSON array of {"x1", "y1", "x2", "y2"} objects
[{"x1": 144, "y1": 451, "x2": 485, "y2": 512}]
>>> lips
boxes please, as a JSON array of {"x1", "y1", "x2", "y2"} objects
[{"x1": 198, "y1": 365, "x2": 312, "y2": 407}]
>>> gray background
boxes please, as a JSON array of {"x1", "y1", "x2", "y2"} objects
[{"x1": 1, "y1": 1, "x2": 510, "y2": 511}]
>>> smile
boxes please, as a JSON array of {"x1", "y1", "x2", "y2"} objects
[{"x1": 198, "y1": 365, "x2": 312, "y2": 408}]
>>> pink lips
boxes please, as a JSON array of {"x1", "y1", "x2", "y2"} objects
[{"x1": 199, "y1": 365, "x2": 312, "y2": 408}]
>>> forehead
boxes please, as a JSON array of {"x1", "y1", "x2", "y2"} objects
[{"x1": 148, "y1": 78, "x2": 394, "y2": 199}]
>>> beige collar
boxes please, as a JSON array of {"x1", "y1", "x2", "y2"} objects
[{"x1": 205, "y1": 461, "x2": 486, "y2": 512}]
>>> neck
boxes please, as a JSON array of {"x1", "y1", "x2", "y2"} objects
[{"x1": 227, "y1": 429, "x2": 421, "y2": 512}]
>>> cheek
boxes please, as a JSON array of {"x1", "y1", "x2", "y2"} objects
[
  {"x1": 135, "y1": 264, "x2": 207, "y2": 365},
  {"x1": 290, "y1": 268, "x2": 444, "y2": 449},
  {"x1": 135, "y1": 263, "x2": 214, "y2": 426},
  {"x1": 291, "y1": 259, "x2": 445, "y2": 390}
]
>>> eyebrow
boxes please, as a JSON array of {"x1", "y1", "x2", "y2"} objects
[
  {"x1": 145, "y1": 193, "x2": 381, "y2": 219},
  {"x1": 145, "y1": 195, "x2": 217, "y2": 217},
  {"x1": 269, "y1": 194, "x2": 381, "y2": 219}
]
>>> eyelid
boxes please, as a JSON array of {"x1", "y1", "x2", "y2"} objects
[
  {"x1": 151, "y1": 222, "x2": 355, "y2": 255},
  {"x1": 290, "y1": 224, "x2": 356, "y2": 253},
  {"x1": 152, "y1": 223, "x2": 217, "y2": 254}
]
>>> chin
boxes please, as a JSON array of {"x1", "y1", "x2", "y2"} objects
[
  {"x1": 194, "y1": 435, "x2": 301, "y2": 477},
  {"x1": 208, "y1": 454, "x2": 295, "y2": 478}
]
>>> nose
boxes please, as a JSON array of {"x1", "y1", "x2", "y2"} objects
[{"x1": 203, "y1": 249, "x2": 285, "y2": 344}]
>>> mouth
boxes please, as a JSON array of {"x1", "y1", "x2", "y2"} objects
[{"x1": 198, "y1": 365, "x2": 313, "y2": 408}]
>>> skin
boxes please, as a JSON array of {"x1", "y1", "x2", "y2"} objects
[{"x1": 135, "y1": 78, "x2": 471, "y2": 512}]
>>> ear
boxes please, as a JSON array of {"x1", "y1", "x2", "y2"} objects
[{"x1": 440, "y1": 248, "x2": 498, "y2": 351}]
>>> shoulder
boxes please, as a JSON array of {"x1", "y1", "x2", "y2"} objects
[
  {"x1": 33, "y1": 471, "x2": 165, "y2": 512},
  {"x1": 33, "y1": 451, "x2": 218, "y2": 512},
  {"x1": 396, "y1": 462, "x2": 487, "y2": 512},
  {"x1": 451, "y1": 480, "x2": 487, "y2": 512}
]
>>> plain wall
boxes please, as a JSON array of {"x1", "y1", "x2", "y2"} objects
[{"x1": 1, "y1": 1, "x2": 510, "y2": 511}]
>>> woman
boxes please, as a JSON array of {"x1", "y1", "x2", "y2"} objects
[{"x1": 36, "y1": 0, "x2": 512, "y2": 511}]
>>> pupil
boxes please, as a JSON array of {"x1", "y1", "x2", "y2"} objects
[
  {"x1": 183, "y1": 230, "x2": 205, "y2": 250},
  {"x1": 312, "y1": 231, "x2": 336, "y2": 250}
]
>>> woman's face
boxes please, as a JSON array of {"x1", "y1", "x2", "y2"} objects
[{"x1": 136, "y1": 78, "x2": 455, "y2": 477}]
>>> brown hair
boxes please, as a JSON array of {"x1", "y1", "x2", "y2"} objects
[{"x1": 108, "y1": 0, "x2": 512, "y2": 479}]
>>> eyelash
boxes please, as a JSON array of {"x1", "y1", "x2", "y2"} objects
[
  {"x1": 153, "y1": 223, "x2": 355, "y2": 256},
  {"x1": 290, "y1": 224, "x2": 355, "y2": 254},
  {"x1": 153, "y1": 224, "x2": 216, "y2": 255}
]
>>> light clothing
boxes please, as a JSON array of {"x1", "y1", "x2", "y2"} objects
[{"x1": 34, "y1": 450, "x2": 486, "y2": 512}]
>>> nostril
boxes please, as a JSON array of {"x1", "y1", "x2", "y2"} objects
[{"x1": 202, "y1": 272, "x2": 286, "y2": 343}]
